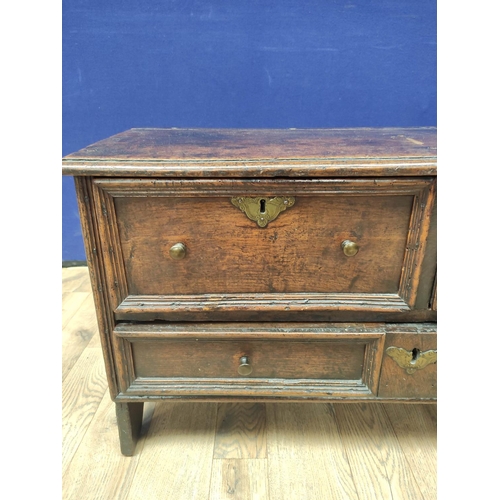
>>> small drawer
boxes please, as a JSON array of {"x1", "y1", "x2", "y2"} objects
[
  {"x1": 113, "y1": 323, "x2": 386, "y2": 400},
  {"x1": 378, "y1": 324, "x2": 436, "y2": 399}
]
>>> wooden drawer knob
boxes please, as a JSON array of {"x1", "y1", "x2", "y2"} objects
[
  {"x1": 169, "y1": 242, "x2": 187, "y2": 260},
  {"x1": 342, "y1": 240, "x2": 359, "y2": 257},
  {"x1": 238, "y1": 356, "x2": 252, "y2": 376}
]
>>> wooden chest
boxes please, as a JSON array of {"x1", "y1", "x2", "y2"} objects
[{"x1": 62, "y1": 128, "x2": 437, "y2": 455}]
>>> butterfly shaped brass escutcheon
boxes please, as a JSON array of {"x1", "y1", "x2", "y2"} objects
[
  {"x1": 231, "y1": 196, "x2": 295, "y2": 227},
  {"x1": 386, "y1": 346, "x2": 437, "y2": 374}
]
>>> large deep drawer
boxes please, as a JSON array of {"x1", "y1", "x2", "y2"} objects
[{"x1": 90, "y1": 177, "x2": 436, "y2": 321}]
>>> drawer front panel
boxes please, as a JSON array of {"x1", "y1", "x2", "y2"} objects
[
  {"x1": 378, "y1": 325, "x2": 437, "y2": 399},
  {"x1": 115, "y1": 194, "x2": 412, "y2": 295},
  {"x1": 93, "y1": 178, "x2": 436, "y2": 318},
  {"x1": 132, "y1": 340, "x2": 366, "y2": 380},
  {"x1": 114, "y1": 323, "x2": 386, "y2": 399}
]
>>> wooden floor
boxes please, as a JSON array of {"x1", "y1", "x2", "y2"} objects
[{"x1": 62, "y1": 266, "x2": 437, "y2": 500}]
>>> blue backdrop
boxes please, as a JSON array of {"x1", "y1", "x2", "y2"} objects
[{"x1": 62, "y1": 0, "x2": 436, "y2": 262}]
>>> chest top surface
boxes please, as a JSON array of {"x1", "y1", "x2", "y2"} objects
[{"x1": 62, "y1": 127, "x2": 437, "y2": 178}]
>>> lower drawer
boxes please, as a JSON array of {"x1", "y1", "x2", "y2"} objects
[
  {"x1": 113, "y1": 323, "x2": 386, "y2": 399},
  {"x1": 133, "y1": 339, "x2": 370, "y2": 379}
]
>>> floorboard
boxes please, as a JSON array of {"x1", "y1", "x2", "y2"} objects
[
  {"x1": 63, "y1": 395, "x2": 153, "y2": 500},
  {"x1": 62, "y1": 293, "x2": 98, "y2": 379},
  {"x1": 125, "y1": 402, "x2": 217, "y2": 500},
  {"x1": 266, "y1": 403, "x2": 359, "y2": 500},
  {"x1": 333, "y1": 403, "x2": 426, "y2": 500},
  {"x1": 210, "y1": 459, "x2": 269, "y2": 500},
  {"x1": 62, "y1": 347, "x2": 108, "y2": 474},
  {"x1": 214, "y1": 403, "x2": 267, "y2": 459},
  {"x1": 383, "y1": 404, "x2": 437, "y2": 499}
]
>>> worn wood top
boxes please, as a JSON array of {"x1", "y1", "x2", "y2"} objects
[{"x1": 62, "y1": 127, "x2": 437, "y2": 177}]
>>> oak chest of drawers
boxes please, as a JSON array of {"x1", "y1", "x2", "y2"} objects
[{"x1": 63, "y1": 128, "x2": 437, "y2": 455}]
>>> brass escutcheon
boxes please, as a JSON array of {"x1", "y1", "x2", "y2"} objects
[
  {"x1": 386, "y1": 346, "x2": 437, "y2": 374},
  {"x1": 231, "y1": 196, "x2": 295, "y2": 227}
]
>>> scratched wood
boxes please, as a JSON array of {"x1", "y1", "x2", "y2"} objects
[
  {"x1": 91, "y1": 174, "x2": 436, "y2": 323},
  {"x1": 378, "y1": 329, "x2": 437, "y2": 399},
  {"x1": 63, "y1": 128, "x2": 437, "y2": 161},
  {"x1": 113, "y1": 192, "x2": 413, "y2": 295}
]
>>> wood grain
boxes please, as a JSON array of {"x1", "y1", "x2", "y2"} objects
[
  {"x1": 413, "y1": 199, "x2": 436, "y2": 310},
  {"x1": 62, "y1": 127, "x2": 437, "y2": 179},
  {"x1": 114, "y1": 193, "x2": 413, "y2": 295},
  {"x1": 378, "y1": 327, "x2": 437, "y2": 399},
  {"x1": 116, "y1": 323, "x2": 385, "y2": 401},
  {"x1": 74, "y1": 177, "x2": 120, "y2": 399},
  {"x1": 210, "y1": 459, "x2": 269, "y2": 500},
  {"x1": 62, "y1": 266, "x2": 92, "y2": 293},
  {"x1": 131, "y1": 339, "x2": 366, "y2": 380},
  {"x1": 214, "y1": 403, "x2": 266, "y2": 459},
  {"x1": 92, "y1": 175, "x2": 436, "y2": 321},
  {"x1": 116, "y1": 402, "x2": 145, "y2": 456},
  {"x1": 266, "y1": 403, "x2": 359, "y2": 500},
  {"x1": 333, "y1": 403, "x2": 425, "y2": 499},
  {"x1": 100, "y1": 177, "x2": 430, "y2": 297},
  {"x1": 62, "y1": 348, "x2": 108, "y2": 474},
  {"x1": 116, "y1": 301, "x2": 436, "y2": 323},
  {"x1": 115, "y1": 294, "x2": 416, "y2": 322},
  {"x1": 426, "y1": 402, "x2": 437, "y2": 422},
  {"x1": 125, "y1": 402, "x2": 217, "y2": 499},
  {"x1": 384, "y1": 404, "x2": 437, "y2": 499},
  {"x1": 62, "y1": 395, "x2": 154, "y2": 500},
  {"x1": 62, "y1": 292, "x2": 98, "y2": 380},
  {"x1": 62, "y1": 291, "x2": 89, "y2": 330},
  {"x1": 63, "y1": 128, "x2": 438, "y2": 162},
  {"x1": 431, "y1": 277, "x2": 437, "y2": 311}
]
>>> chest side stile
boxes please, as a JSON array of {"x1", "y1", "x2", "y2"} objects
[
  {"x1": 90, "y1": 178, "x2": 137, "y2": 394},
  {"x1": 73, "y1": 176, "x2": 119, "y2": 398}
]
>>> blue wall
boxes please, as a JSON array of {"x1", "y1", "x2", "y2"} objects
[{"x1": 62, "y1": 0, "x2": 436, "y2": 261}]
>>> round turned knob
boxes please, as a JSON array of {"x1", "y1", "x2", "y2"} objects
[
  {"x1": 169, "y1": 242, "x2": 187, "y2": 260},
  {"x1": 238, "y1": 356, "x2": 252, "y2": 376},
  {"x1": 342, "y1": 240, "x2": 359, "y2": 257}
]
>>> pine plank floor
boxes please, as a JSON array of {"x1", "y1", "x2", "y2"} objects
[{"x1": 62, "y1": 266, "x2": 437, "y2": 500}]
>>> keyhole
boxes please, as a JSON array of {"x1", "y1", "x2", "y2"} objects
[
  {"x1": 260, "y1": 199, "x2": 266, "y2": 213},
  {"x1": 411, "y1": 348, "x2": 420, "y2": 364}
]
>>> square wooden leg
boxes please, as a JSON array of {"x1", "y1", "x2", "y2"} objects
[{"x1": 115, "y1": 402, "x2": 144, "y2": 456}]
